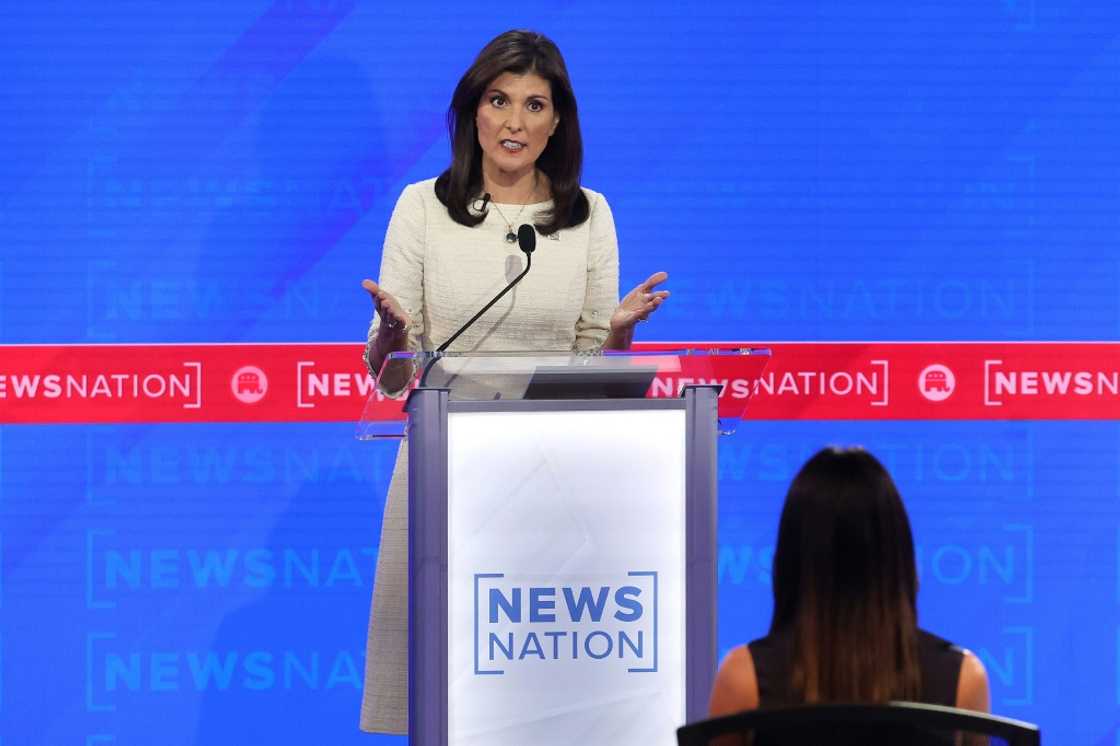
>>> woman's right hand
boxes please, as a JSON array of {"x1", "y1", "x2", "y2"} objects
[
  {"x1": 362, "y1": 279, "x2": 412, "y2": 341},
  {"x1": 363, "y1": 279, "x2": 414, "y2": 391}
]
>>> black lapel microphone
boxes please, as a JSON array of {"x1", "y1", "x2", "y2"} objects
[{"x1": 436, "y1": 223, "x2": 536, "y2": 352}]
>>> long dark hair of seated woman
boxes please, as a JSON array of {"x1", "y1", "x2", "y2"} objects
[{"x1": 771, "y1": 446, "x2": 921, "y2": 703}]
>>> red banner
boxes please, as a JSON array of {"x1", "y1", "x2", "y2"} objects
[{"x1": 0, "y1": 342, "x2": 1116, "y2": 424}]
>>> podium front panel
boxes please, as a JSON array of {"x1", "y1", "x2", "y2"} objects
[{"x1": 446, "y1": 401, "x2": 687, "y2": 746}]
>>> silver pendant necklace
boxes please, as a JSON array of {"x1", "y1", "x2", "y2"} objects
[
  {"x1": 489, "y1": 201, "x2": 528, "y2": 243},
  {"x1": 485, "y1": 173, "x2": 540, "y2": 243}
]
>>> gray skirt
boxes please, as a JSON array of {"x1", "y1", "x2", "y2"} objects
[{"x1": 360, "y1": 441, "x2": 409, "y2": 734}]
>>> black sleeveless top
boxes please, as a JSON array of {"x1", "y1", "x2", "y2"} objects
[{"x1": 747, "y1": 628, "x2": 964, "y2": 707}]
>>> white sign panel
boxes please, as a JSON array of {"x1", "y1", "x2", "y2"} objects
[{"x1": 447, "y1": 408, "x2": 687, "y2": 746}]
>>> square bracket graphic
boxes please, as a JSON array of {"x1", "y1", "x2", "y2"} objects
[
  {"x1": 85, "y1": 633, "x2": 117, "y2": 712},
  {"x1": 1001, "y1": 524, "x2": 1034, "y2": 604},
  {"x1": 85, "y1": 530, "x2": 116, "y2": 610},
  {"x1": 981, "y1": 626, "x2": 1034, "y2": 707}
]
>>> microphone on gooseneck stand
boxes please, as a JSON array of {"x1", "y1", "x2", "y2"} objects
[
  {"x1": 516, "y1": 222, "x2": 536, "y2": 255},
  {"x1": 436, "y1": 223, "x2": 536, "y2": 353}
]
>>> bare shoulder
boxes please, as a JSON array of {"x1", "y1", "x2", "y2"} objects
[
  {"x1": 955, "y1": 647, "x2": 991, "y2": 713},
  {"x1": 708, "y1": 644, "x2": 760, "y2": 717}
]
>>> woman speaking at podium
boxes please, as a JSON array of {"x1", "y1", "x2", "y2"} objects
[{"x1": 358, "y1": 30, "x2": 668, "y2": 733}]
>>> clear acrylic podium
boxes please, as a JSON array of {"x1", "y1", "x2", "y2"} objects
[{"x1": 359, "y1": 349, "x2": 770, "y2": 746}]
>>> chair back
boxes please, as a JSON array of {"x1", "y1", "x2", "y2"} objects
[{"x1": 677, "y1": 702, "x2": 1040, "y2": 746}]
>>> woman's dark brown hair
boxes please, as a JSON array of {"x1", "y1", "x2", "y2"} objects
[
  {"x1": 434, "y1": 30, "x2": 589, "y2": 235},
  {"x1": 770, "y1": 447, "x2": 921, "y2": 703}
]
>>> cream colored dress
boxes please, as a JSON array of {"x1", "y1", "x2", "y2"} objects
[{"x1": 360, "y1": 178, "x2": 618, "y2": 733}]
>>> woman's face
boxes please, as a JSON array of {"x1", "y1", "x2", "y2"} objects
[{"x1": 475, "y1": 71, "x2": 559, "y2": 183}]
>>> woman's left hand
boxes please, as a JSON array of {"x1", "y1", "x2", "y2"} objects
[
  {"x1": 604, "y1": 271, "x2": 669, "y2": 349},
  {"x1": 611, "y1": 271, "x2": 670, "y2": 332}
]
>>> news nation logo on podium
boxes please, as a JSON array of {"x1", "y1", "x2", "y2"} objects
[{"x1": 473, "y1": 571, "x2": 659, "y2": 675}]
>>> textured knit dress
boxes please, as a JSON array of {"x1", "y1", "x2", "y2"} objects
[{"x1": 359, "y1": 178, "x2": 619, "y2": 733}]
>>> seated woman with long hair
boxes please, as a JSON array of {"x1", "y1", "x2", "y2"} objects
[{"x1": 709, "y1": 447, "x2": 990, "y2": 716}]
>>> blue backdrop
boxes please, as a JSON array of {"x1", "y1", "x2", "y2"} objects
[{"x1": 2, "y1": 1, "x2": 1119, "y2": 743}]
